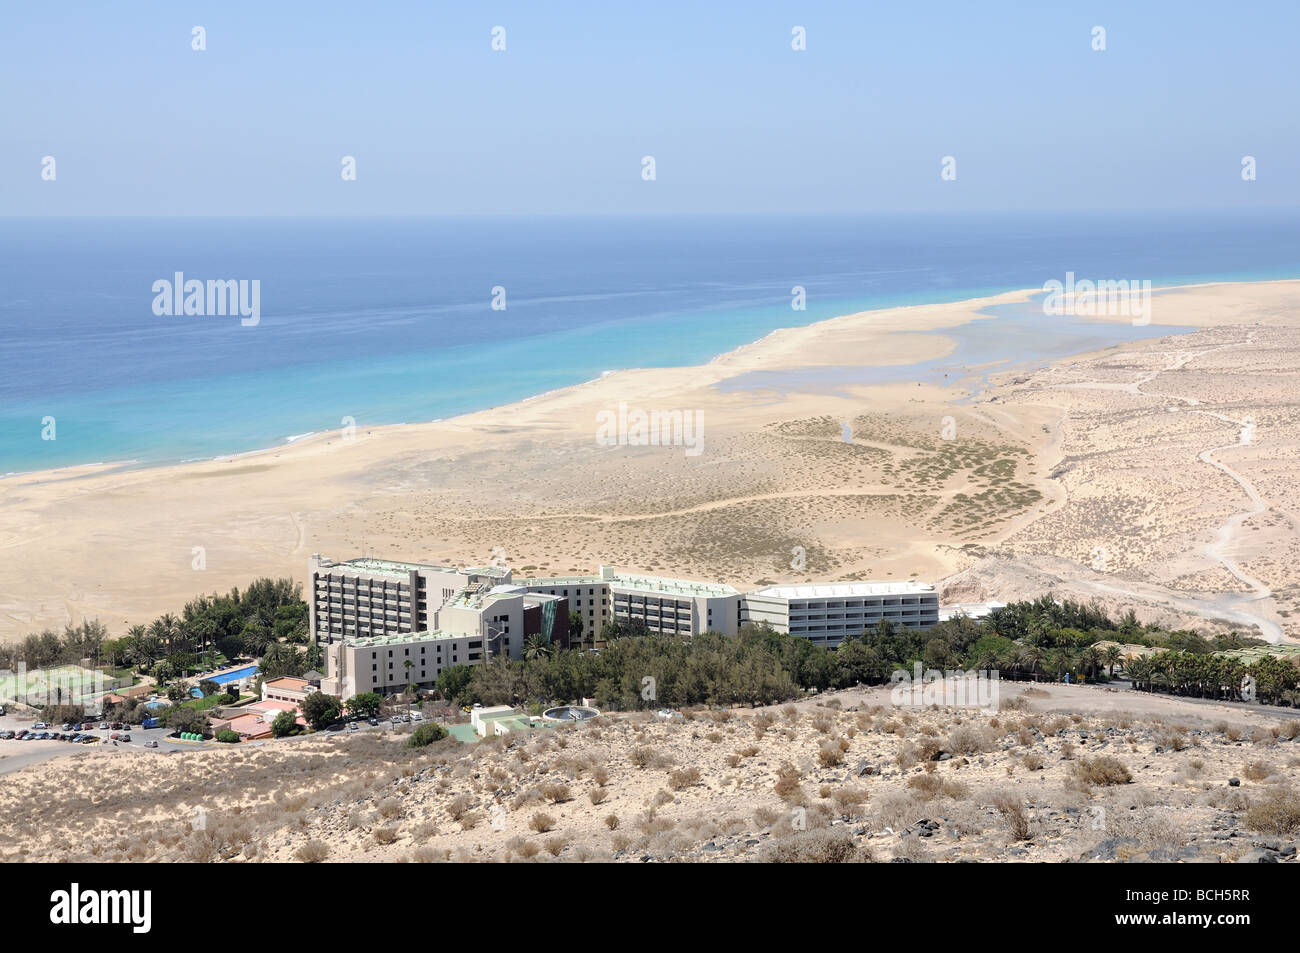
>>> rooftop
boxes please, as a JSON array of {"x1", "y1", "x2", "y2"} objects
[
  {"x1": 318, "y1": 556, "x2": 461, "y2": 579},
  {"x1": 344, "y1": 629, "x2": 478, "y2": 648},
  {"x1": 753, "y1": 581, "x2": 936, "y2": 599},
  {"x1": 604, "y1": 567, "x2": 739, "y2": 598},
  {"x1": 264, "y1": 676, "x2": 309, "y2": 690},
  {"x1": 516, "y1": 575, "x2": 604, "y2": 587}
]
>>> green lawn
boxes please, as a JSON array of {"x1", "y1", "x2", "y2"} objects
[{"x1": 180, "y1": 692, "x2": 248, "y2": 711}]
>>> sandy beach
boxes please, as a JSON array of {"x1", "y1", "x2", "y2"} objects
[{"x1": 3, "y1": 279, "x2": 1300, "y2": 643}]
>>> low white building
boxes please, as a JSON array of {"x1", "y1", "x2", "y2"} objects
[{"x1": 741, "y1": 581, "x2": 940, "y2": 647}]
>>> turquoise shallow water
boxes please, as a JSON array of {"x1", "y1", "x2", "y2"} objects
[
  {"x1": 714, "y1": 293, "x2": 1198, "y2": 397},
  {"x1": 2, "y1": 212, "x2": 1298, "y2": 473}
]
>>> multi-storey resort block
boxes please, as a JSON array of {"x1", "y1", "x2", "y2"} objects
[{"x1": 309, "y1": 555, "x2": 939, "y2": 700}]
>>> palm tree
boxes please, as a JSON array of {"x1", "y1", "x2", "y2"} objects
[
  {"x1": 523, "y1": 634, "x2": 554, "y2": 662},
  {"x1": 1078, "y1": 647, "x2": 1101, "y2": 682},
  {"x1": 1103, "y1": 645, "x2": 1123, "y2": 678}
]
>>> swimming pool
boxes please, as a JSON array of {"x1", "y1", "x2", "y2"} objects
[{"x1": 202, "y1": 665, "x2": 259, "y2": 685}]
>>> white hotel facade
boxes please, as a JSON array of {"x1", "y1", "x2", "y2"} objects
[
  {"x1": 309, "y1": 555, "x2": 942, "y2": 698},
  {"x1": 741, "y1": 582, "x2": 940, "y2": 646}
]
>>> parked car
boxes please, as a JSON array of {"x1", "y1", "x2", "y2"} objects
[
  {"x1": 81, "y1": 735, "x2": 98, "y2": 744},
  {"x1": 61, "y1": 723, "x2": 73, "y2": 731},
  {"x1": 111, "y1": 722, "x2": 124, "y2": 730},
  {"x1": 14, "y1": 730, "x2": 28, "y2": 740},
  {"x1": 120, "y1": 734, "x2": 131, "y2": 742},
  {"x1": 31, "y1": 722, "x2": 49, "y2": 730},
  {"x1": 390, "y1": 716, "x2": 402, "y2": 725},
  {"x1": 99, "y1": 722, "x2": 109, "y2": 730},
  {"x1": 410, "y1": 712, "x2": 424, "y2": 721},
  {"x1": 367, "y1": 717, "x2": 378, "y2": 726},
  {"x1": 0, "y1": 731, "x2": 14, "y2": 739},
  {"x1": 347, "y1": 722, "x2": 358, "y2": 732},
  {"x1": 143, "y1": 740, "x2": 158, "y2": 748},
  {"x1": 109, "y1": 732, "x2": 120, "y2": 740}
]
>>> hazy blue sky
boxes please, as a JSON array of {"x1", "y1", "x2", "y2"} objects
[{"x1": 2, "y1": 1, "x2": 1297, "y2": 215}]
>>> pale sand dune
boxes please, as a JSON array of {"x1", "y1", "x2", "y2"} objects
[{"x1": 2, "y1": 281, "x2": 1299, "y2": 641}]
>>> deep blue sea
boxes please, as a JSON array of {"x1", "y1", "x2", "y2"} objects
[{"x1": 3, "y1": 211, "x2": 1299, "y2": 474}]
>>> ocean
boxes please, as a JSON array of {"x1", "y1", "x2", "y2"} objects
[{"x1": 3, "y1": 211, "x2": 1299, "y2": 474}]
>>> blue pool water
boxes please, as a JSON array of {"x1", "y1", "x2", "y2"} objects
[
  {"x1": 203, "y1": 665, "x2": 258, "y2": 685},
  {"x1": 3, "y1": 211, "x2": 1299, "y2": 473}
]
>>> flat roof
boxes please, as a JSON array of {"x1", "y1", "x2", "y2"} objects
[
  {"x1": 344, "y1": 629, "x2": 480, "y2": 648},
  {"x1": 606, "y1": 570, "x2": 739, "y2": 598},
  {"x1": 517, "y1": 575, "x2": 604, "y2": 587},
  {"x1": 753, "y1": 581, "x2": 935, "y2": 599},
  {"x1": 322, "y1": 557, "x2": 462, "y2": 579}
]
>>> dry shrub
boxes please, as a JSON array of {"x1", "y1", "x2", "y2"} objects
[
  {"x1": 773, "y1": 763, "x2": 805, "y2": 802},
  {"x1": 529, "y1": 812, "x2": 557, "y2": 833},
  {"x1": 1157, "y1": 730, "x2": 1188, "y2": 752},
  {"x1": 447, "y1": 794, "x2": 475, "y2": 820},
  {"x1": 544, "y1": 835, "x2": 568, "y2": 857},
  {"x1": 817, "y1": 742, "x2": 845, "y2": 767},
  {"x1": 1244, "y1": 786, "x2": 1300, "y2": 835},
  {"x1": 294, "y1": 840, "x2": 329, "y2": 863},
  {"x1": 604, "y1": 813, "x2": 619, "y2": 830},
  {"x1": 1021, "y1": 752, "x2": 1045, "y2": 771},
  {"x1": 762, "y1": 829, "x2": 871, "y2": 863},
  {"x1": 542, "y1": 782, "x2": 572, "y2": 804},
  {"x1": 592, "y1": 766, "x2": 609, "y2": 786},
  {"x1": 1243, "y1": 761, "x2": 1275, "y2": 782},
  {"x1": 410, "y1": 846, "x2": 446, "y2": 863},
  {"x1": 373, "y1": 826, "x2": 399, "y2": 845},
  {"x1": 376, "y1": 797, "x2": 403, "y2": 819},
  {"x1": 831, "y1": 786, "x2": 868, "y2": 817},
  {"x1": 516, "y1": 840, "x2": 541, "y2": 859},
  {"x1": 588, "y1": 787, "x2": 609, "y2": 806},
  {"x1": 1075, "y1": 756, "x2": 1132, "y2": 786},
  {"x1": 668, "y1": 767, "x2": 702, "y2": 790},
  {"x1": 947, "y1": 725, "x2": 993, "y2": 755},
  {"x1": 754, "y1": 805, "x2": 781, "y2": 827},
  {"x1": 991, "y1": 791, "x2": 1030, "y2": 841}
]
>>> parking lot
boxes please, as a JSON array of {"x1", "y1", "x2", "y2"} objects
[{"x1": 0, "y1": 707, "x2": 432, "y2": 774}]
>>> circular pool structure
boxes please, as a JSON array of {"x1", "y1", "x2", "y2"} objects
[{"x1": 542, "y1": 705, "x2": 600, "y2": 723}]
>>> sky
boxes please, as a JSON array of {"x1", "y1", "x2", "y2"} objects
[{"x1": 1, "y1": 1, "x2": 1297, "y2": 216}]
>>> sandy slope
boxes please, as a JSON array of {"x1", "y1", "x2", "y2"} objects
[{"x1": 2, "y1": 281, "x2": 1299, "y2": 642}]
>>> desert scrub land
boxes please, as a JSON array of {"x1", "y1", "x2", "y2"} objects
[{"x1": 2, "y1": 683, "x2": 1297, "y2": 863}]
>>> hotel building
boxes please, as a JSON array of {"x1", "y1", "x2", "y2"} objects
[
  {"x1": 312, "y1": 555, "x2": 941, "y2": 699},
  {"x1": 307, "y1": 554, "x2": 510, "y2": 643},
  {"x1": 320, "y1": 630, "x2": 491, "y2": 699},
  {"x1": 740, "y1": 581, "x2": 940, "y2": 647},
  {"x1": 310, "y1": 555, "x2": 568, "y2": 699},
  {"x1": 518, "y1": 566, "x2": 742, "y2": 639}
]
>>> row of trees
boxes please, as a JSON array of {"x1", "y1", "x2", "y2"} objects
[
  {"x1": 98, "y1": 578, "x2": 307, "y2": 675},
  {"x1": 434, "y1": 596, "x2": 1299, "y2": 711},
  {"x1": 1126, "y1": 651, "x2": 1300, "y2": 707},
  {"x1": 0, "y1": 620, "x2": 111, "y2": 671}
]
